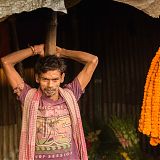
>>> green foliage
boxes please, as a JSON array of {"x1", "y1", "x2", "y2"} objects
[
  {"x1": 108, "y1": 116, "x2": 146, "y2": 160},
  {"x1": 108, "y1": 116, "x2": 139, "y2": 149},
  {"x1": 82, "y1": 115, "x2": 152, "y2": 160}
]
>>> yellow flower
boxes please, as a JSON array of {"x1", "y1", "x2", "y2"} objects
[
  {"x1": 86, "y1": 130, "x2": 101, "y2": 142},
  {"x1": 120, "y1": 152, "x2": 131, "y2": 160}
]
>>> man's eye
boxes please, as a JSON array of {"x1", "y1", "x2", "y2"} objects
[{"x1": 41, "y1": 78, "x2": 48, "y2": 81}]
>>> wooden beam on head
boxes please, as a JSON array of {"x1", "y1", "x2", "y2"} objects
[{"x1": 45, "y1": 11, "x2": 57, "y2": 56}]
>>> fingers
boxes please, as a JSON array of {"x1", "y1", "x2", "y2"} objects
[
  {"x1": 34, "y1": 44, "x2": 44, "y2": 57},
  {"x1": 56, "y1": 46, "x2": 62, "y2": 57}
]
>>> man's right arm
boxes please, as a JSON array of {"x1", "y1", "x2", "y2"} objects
[{"x1": 0, "y1": 44, "x2": 44, "y2": 96}]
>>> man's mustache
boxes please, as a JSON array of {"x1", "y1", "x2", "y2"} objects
[{"x1": 44, "y1": 88, "x2": 57, "y2": 91}]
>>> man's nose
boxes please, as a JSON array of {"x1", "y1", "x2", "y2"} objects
[{"x1": 48, "y1": 80, "x2": 54, "y2": 87}]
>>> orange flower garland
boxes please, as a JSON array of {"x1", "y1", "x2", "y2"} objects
[{"x1": 138, "y1": 48, "x2": 160, "y2": 146}]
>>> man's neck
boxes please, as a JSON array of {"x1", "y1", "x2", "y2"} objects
[{"x1": 50, "y1": 94, "x2": 59, "y2": 101}]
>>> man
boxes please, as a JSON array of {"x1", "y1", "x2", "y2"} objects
[{"x1": 1, "y1": 44, "x2": 98, "y2": 160}]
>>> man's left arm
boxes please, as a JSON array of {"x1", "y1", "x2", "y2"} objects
[{"x1": 57, "y1": 47, "x2": 98, "y2": 91}]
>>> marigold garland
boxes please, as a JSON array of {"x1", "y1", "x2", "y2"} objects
[{"x1": 138, "y1": 48, "x2": 160, "y2": 146}]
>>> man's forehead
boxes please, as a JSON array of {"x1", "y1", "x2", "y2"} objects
[{"x1": 40, "y1": 70, "x2": 61, "y2": 78}]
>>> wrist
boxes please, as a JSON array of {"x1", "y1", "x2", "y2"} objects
[
  {"x1": 28, "y1": 44, "x2": 38, "y2": 56},
  {"x1": 28, "y1": 44, "x2": 44, "y2": 56}
]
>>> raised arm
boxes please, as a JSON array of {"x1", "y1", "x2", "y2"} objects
[
  {"x1": 0, "y1": 44, "x2": 44, "y2": 95},
  {"x1": 56, "y1": 47, "x2": 98, "y2": 91}
]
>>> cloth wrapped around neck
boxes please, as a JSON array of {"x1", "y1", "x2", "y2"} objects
[{"x1": 19, "y1": 87, "x2": 88, "y2": 160}]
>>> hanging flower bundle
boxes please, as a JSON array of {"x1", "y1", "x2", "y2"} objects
[{"x1": 138, "y1": 48, "x2": 160, "y2": 146}]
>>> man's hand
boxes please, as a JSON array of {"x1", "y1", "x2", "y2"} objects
[
  {"x1": 34, "y1": 44, "x2": 44, "y2": 57},
  {"x1": 56, "y1": 46, "x2": 64, "y2": 57}
]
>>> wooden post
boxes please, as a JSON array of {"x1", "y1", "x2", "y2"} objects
[
  {"x1": 45, "y1": 11, "x2": 57, "y2": 56},
  {"x1": 8, "y1": 15, "x2": 24, "y2": 78}
]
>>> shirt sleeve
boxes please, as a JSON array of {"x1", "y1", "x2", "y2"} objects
[
  {"x1": 18, "y1": 83, "x2": 32, "y2": 104},
  {"x1": 64, "y1": 77, "x2": 84, "y2": 101}
]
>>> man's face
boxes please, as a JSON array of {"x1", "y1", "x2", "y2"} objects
[{"x1": 36, "y1": 70, "x2": 65, "y2": 98}]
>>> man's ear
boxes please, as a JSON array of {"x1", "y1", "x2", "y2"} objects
[
  {"x1": 61, "y1": 73, "x2": 65, "y2": 83},
  {"x1": 35, "y1": 74, "x2": 40, "y2": 83}
]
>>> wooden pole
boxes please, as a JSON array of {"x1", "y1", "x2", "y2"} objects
[
  {"x1": 45, "y1": 11, "x2": 57, "y2": 56},
  {"x1": 8, "y1": 15, "x2": 24, "y2": 78}
]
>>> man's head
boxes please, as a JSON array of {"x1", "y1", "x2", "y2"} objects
[
  {"x1": 35, "y1": 55, "x2": 66, "y2": 75},
  {"x1": 35, "y1": 55, "x2": 66, "y2": 98}
]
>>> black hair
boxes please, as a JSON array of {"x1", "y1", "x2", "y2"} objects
[{"x1": 35, "y1": 55, "x2": 67, "y2": 75}]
